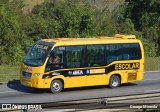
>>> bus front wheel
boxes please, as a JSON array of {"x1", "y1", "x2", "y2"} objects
[
  {"x1": 50, "y1": 80, "x2": 63, "y2": 93},
  {"x1": 109, "y1": 75, "x2": 120, "y2": 88}
]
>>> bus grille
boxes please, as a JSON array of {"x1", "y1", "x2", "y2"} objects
[{"x1": 22, "y1": 71, "x2": 31, "y2": 79}]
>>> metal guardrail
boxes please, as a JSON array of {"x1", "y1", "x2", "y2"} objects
[
  {"x1": 1, "y1": 93, "x2": 160, "y2": 112},
  {"x1": 39, "y1": 93, "x2": 160, "y2": 112}
]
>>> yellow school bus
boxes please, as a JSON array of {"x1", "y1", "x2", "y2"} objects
[{"x1": 20, "y1": 34, "x2": 144, "y2": 93}]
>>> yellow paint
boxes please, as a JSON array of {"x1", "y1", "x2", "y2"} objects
[
  {"x1": 86, "y1": 74, "x2": 107, "y2": 86},
  {"x1": 20, "y1": 34, "x2": 144, "y2": 89},
  {"x1": 65, "y1": 76, "x2": 86, "y2": 88}
]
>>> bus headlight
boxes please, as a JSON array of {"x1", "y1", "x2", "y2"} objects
[{"x1": 34, "y1": 73, "x2": 40, "y2": 77}]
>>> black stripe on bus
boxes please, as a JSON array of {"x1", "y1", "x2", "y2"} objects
[{"x1": 42, "y1": 62, "x2": 140, "y2": 78}]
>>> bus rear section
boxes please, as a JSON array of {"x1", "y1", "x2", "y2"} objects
[
  {"x1": 105, "y1": 40, "x2": 144, "y2": 87},
  {"x1": 20, "y1": 34, "x2": 144, "y2": 93}
]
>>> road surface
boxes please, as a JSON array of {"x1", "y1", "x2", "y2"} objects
[{"x1": 0, "y1": 72, "x2": 160, "y2": 103}]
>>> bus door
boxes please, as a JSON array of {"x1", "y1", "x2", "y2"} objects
[
  {"x1": 44, "y1": 46, "x2": 66, "y2": 88},
  {"x1": 85, "y1": 45, "x2": 107, "y2": 86},
  {"x1": 65, "y1": 46, "x2": 86, "y2": 88},
  {"x1": 65, "y1": 70, "x2": 86, "y2": 88},
  {"x1": 86, "y1": 68, "x2": 107, "y2": 86}
]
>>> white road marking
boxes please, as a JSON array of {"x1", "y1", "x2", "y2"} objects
[
  {"x1": 144, "y1": 89, "x2": 160, "y2": 93},
  {"x1": 0, "y1": 90, "x2": 30, "y2": 94},
  {"x1": 0, "y1": 90, "x2": 18, "y2": 94},
  {"x1": 142, "y1": 78, "x2": 160, "y2": 81},
  {"x1": 144, "y1": 71, "x2": 160, "y2": 73}
]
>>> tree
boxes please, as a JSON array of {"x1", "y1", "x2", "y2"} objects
[
  {"x1": 0, "y1": 0, "x2": 33, "y2": 64},
  {"x1": 31, "y1": 0, "x2": 96, "y2": 38},
  {"x1": 113, "y1": 0, "x2": 160, "y2": 56},
  {"x1": 124, "y1": 0, "x2": 160, "y2": 41}
]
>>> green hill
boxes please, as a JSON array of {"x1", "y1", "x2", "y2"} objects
[{"x1": 23, "y1": 0, "x2": 44, "y2": 13}]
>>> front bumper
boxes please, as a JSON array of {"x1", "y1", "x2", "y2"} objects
[{"x1": 20, "y1": 78, "x2": 44, "y2": 88}]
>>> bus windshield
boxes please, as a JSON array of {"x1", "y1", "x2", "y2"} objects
[{"x1": 24, "y1": 44, "x2": 52, "y2": 66}]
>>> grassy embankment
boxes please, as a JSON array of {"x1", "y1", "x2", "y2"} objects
[
  {"x1": 0, "y1": 65, "x2": 20, "y2": 82},
  {"x1": 0, "y1": 1, "x2": 44, "y2": 83},
  {"x1": 0, "y1": 57, "x2": 160, "y2": 82}
]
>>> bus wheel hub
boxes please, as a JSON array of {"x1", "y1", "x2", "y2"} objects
[{"x1": 53, "y1": 83, "x2": 60, "y2": 90}]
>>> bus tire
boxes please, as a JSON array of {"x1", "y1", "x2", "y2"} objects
[
  {"x1": 109, "y1": 75, "x2": 120, "y2": 88},
  {"x1": 50, "y1": 80, "x2": 63, "y2": 93}
]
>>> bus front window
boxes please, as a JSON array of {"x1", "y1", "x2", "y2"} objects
[{"x1": 24, "y1": 44, "x2": 51, "y2": 66}]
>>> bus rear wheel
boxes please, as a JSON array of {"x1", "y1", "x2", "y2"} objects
[
  {"x1": 50, "y1": 80, "x2": 63, "y2": 93},
  {"x1": 109, "y1": 75, "x2": 120, "y2": 88}
]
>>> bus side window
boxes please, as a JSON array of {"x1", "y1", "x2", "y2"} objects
[
  {"x1": 45, "y1": 47, "x2": 64, "y2": 72},
  {"x1": 106, "y1": 44, "x2": 122, "y2": 64},
  {"x1": 48, "y1": 52, "x2": 60, "y2": 65},
  {"x1": 107, "y1": 55, "x2": 118, "y2": 64},
  {"x1": 66, "y1": 46, "x2": 83, "y2": 68},
  {"x1": 123, "y1": 54, "x2": 130, "y2": 60},
  {"x1": 86, "y1": 45, "x2": 105, "y2": 67},
  {"x1": 122, "y1": 44, "x2": 141, "y2": 60}
]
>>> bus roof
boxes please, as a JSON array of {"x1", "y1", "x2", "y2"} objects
[{"x1": 39, "y1": 34, "x2": 140, "y2": 46}]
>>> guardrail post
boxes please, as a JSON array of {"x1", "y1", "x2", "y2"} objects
[
  {"x1": 101, "y1": 98, "x2": 108, "y2": 106},
  {"x1": 143, "y1": 108, "x2": 147, "y2": 112},
  {"x1": 21, "y1": 109, "x2": 28, "y2": 112}
]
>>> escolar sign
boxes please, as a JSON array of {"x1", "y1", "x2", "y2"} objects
[{"x1": 115, "y1": 62, "x2": 140, "y2": 70}]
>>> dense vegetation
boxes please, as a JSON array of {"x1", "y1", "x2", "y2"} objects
[{"x1": 0, "y1": 0, "x2": 159, "y2": 65}]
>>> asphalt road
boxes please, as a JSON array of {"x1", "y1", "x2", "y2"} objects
[{"x1": 0, "y1": 72, "x2": 160, "y2": 103}]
